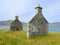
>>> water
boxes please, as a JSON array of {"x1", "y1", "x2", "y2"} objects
[
  {"x1": 49, "y1": 26, "x2": 60, "y2": 32},
  {"x1": 0, "y1": 26, "x2": 10, "y2": 30},
  {"x1": 0, "y1": 26, "x2": 60, "y2": 32}
]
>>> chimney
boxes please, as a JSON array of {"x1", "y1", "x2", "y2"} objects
[{"x1": 35, "y1": 4, "x2": 42, "y2": 14}]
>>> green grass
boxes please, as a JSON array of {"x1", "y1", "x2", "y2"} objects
[{"x1": 0, "y1": 30, "x2": 60, "y2": 45}]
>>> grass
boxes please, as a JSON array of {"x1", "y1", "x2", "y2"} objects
[{"x1": 0, "y1": 30, "x2": 60, "y2": 45}]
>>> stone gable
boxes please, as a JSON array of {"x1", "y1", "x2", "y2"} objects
[
  {"x1": 27, "y1": 4, "x2": 48, "y2": 38},
  {"x1": 10, "y1": 16, "x2": 22, "y2": 31}
]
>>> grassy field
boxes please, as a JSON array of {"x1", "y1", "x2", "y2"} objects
[{"x1": 0, "y1": 30, "x2": 60, "y2": 45}]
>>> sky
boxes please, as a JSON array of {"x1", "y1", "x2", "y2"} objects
[{"x1": 0, "y1": 0, "x2": 60, "y2": 23}]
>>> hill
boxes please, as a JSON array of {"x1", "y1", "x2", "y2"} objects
[
  {"x1": 0, "y1": 30, "x2": 60, "y2": 45},
  {"x1": 0, "y1": 20, "x2": 27, "y2": 26},
  {"x1": 0, "y1": 20, "x2": 60, "y2": 26},
  {"x1": 49, "y1": 22, "x2": 60, "y2": 26},
  {"x1": 0, "y1": 20, "x2": 13, "y2": 26}
]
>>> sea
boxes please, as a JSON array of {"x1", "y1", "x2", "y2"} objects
[
  {"x1": 0, "y1": 26, "x2": 60, "y2": 32},
  {"x1": 48, "y1": 26, "x2": 60, "y2": 32},
  {"x1": 0, "y1": 26, "x2": 10, "y2": 30}
]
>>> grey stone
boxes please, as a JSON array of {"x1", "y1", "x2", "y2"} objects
[
  {"x1": 10, "y1": 16, "x2": 22, "y2": 31},
  {"x1": 27, "y1": 4, "x2": 48, "y2": 38}
]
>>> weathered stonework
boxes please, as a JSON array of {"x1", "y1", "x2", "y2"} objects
[
  {"x1": 27, "y1": 4, "x2": 48, "y2": 38},
  {"x1": 10, "y1": 16, "x2": 22, "y2": 31}
]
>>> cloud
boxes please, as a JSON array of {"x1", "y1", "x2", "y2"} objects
[
  {"x1": 0, "y1": 0, "x2": 60, "y2": 23},
  {"x1": 0, "y1": 0, "x2": 33, "y2": 21},
  {"x1": 42, "y1": 0, "x2": 60, "y2": 23},
  {"x1": 44, "y1": 0, "x2": 60, "y2": 16}
]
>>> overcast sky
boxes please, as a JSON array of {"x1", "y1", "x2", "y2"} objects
[{"x1": 0, "y1": 0, "x2": 60, "y2": 23}]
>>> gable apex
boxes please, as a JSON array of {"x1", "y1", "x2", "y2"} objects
[{"x1": 35, "y1": 4, "x2": 42, "y2": 9}]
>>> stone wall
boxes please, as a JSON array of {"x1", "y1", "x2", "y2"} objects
[
  {"x1": 27, "y1": 23, "x2": 40, "y2": 38},
  {"x1": 27, "y1": 22, "x2": 48, "y2": 38}
]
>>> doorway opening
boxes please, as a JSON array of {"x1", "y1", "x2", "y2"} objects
[{"x1": 16, "y1": 28, "x2": 19, "y2": 31}]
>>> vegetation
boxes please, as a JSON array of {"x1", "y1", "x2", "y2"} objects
[{"x1": 0, "y1": 30, "x2": 60, "y2": 45}]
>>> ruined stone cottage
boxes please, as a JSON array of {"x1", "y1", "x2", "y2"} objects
[
  {"x1": 27, "y1": 4, "x2": 48, "y2": 38},
  {"x1": 10, "y1": 16, "x2": 22, "y2": 31}
]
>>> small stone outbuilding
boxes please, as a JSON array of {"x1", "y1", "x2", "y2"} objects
[{"x1": 10, "y1": 16, "x2": 22, "y2": 31}]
